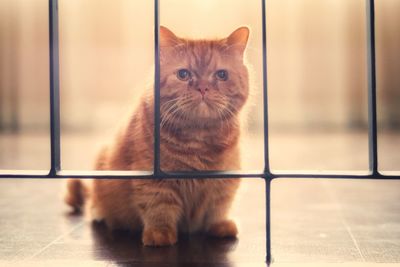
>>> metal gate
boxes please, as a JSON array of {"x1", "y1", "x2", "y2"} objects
[{"x1": 0, "y1": 0, "x2": 399, "y2": 264}]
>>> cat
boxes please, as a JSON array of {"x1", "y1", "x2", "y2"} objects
[{"x1": 65, "y1": 26, "x2": 250, "y2": 247}]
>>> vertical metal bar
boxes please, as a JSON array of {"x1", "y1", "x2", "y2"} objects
[
  {"x1": 49, "y1": 0, "x2": 61, "y2": 175},
  {"x1": 261, "y1": 0, "x2": 272, "y2": 263},
  {"x1": 153, "y1": 0, "x2": 161, "y2": 176},
  {"x1": 265, "y1": 179, "x2": 272, "y2": 264},
  {"x1": 366, "y1": 0, "x2": 378, "y2": 175},
  {"x1": 261, "y1": 0, "x2": 270, "y2": 175}
]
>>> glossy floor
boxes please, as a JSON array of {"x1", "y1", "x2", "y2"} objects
[{"x1": 0, "y1": 178, "x2": 399, "y2": 266}]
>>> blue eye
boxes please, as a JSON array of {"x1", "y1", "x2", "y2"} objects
[
  {"x1": 215, "y1": 70, "x2": 228, "y2": 81},
  {"x1": 177, "y1": 69, "x2": 191, "y2": 81}
]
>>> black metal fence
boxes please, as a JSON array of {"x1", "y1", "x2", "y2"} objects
[{"x1": 1, "y1": 0, "x2": 399, "y2": 264}]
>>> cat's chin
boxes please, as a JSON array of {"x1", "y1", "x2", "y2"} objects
[
  {"x1": 189, "y1": 104, "x2": 232, "y2": 127},
  {"x1": 192, "y1": 101, "x2": 218, "y2": 119},
  {"x1": 197, "y1": 101, "x2": 211, "y2": 113}
]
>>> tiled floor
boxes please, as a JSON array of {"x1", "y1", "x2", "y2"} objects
[
  {"x1": 1, "y1": 178, "x2": 399, "y2": 267},
  {"x1": 0, "y1": 131, "x2": 400, "y2": 266}
]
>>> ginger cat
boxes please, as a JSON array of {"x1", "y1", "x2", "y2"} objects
[{"x1": 65, "y1": 26, "x2": 250, "y2": 246}]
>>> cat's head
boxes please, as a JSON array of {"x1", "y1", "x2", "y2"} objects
[{"x1": 159, "y1": 26, "x2": 250, "y2": 129}]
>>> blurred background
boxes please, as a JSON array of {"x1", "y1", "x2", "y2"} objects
[{"x1": 0, "y1": 0, "x2": 399, "y2": 172}]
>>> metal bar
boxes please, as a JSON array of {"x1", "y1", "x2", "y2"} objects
[
  {"x1": 270, "y1": 173, "x2": 399, "y2": 179},
  {"x1": 0, "y1": 170, "x2": 261, "y2": 179},
  {"x1": 261, "y1": 0, "x2": 270, "y2": 175},
  {"x1": 261, "y1": 0, "x2": 272, "y2": 263},
  {"x1": 366, "y1": 0, "x2": 378, "y2": 175},
  {"x1": 265, "y1": 178, "x2": 272, "y2": 264},
  {"x1": 49, "y1": 0, "x2": 61, "y2": 175},
  {"x1": 153, "y1": 0, "x2": 161, "y2": 176},
  {"x1": 1, "y1": 171, "x2": 400, "y2": 179}
]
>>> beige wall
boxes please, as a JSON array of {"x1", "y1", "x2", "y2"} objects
[
  {"x1": 376, "y1": 0, "x2": 400, "y2": 129},
  {"x1": 0, "y1": 0, "x2": 49, "y2": 131},
  {"x1": 0, "y1": 0, "x2": 399, "y2": 132}
]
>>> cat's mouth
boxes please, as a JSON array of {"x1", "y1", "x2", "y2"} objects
[
  {"x1": 191, "y1": 98, "x2": 231, "y2": 122},
  {"x1": 160, "y1": 94, "x2": 233, "y2": 128},
  {"x1": 194, "y1": 101, "x2": 213, "y2": 117}
]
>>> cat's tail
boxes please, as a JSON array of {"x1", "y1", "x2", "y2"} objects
[{"x1": 64, "y1": 179, "x2": 87, "y2": 212}]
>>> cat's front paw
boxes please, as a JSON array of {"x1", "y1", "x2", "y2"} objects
[
  {"x1": 142, "y1": 226, "x2": 177, "y2": 246},
  {"x1": 207, "y1": 220, "x2": 238, "y2": 238}
]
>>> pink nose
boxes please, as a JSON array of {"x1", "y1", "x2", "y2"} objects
[{"x1": 197, "y1": 87, "x2": 208, "y2": 96}]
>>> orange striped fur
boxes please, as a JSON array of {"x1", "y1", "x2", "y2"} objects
[{"x1": 65, "y1": 26, "x2": 250, "y2": 246}]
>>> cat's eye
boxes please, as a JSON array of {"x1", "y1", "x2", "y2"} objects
[
  {"x1": 215, "y1": 70, "x2": 228, "y2": 81},
  {"x1": 177, "y1": 69, "x2": 191, "y2": 81}
]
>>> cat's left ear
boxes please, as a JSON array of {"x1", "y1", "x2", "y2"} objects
[
  {"x1": 160, "y1": 26, "x2": 182, "y2": 47},
  {"x1": 226, "y1": 26, "x2": 250, "y2": 56}
]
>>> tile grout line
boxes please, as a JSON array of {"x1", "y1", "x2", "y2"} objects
[
  {"x1": 320, "y1": 180, "x2": 366, "y2": 262},
  {"x1": 24, "y1": 220, "x2": 85, "y2": 261},
  {"x1": 343, "y1": 219, "x2": 366, "y2": 262}
]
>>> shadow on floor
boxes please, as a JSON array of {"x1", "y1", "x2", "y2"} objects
[{"x1": 90, "y1": 221, "x2": 239, "y2": 266}]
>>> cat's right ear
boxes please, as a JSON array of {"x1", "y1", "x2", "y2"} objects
[
  {"x1": 225, "y1": 26, "x2": 250, "y2": 56},
  {"x1": 159, "y1": 26, "x2": 182, "y2": 47}
]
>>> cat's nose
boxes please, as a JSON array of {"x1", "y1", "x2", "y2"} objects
[{"x1": 197, "y1": 87, "x2": 209, "y2": 97}]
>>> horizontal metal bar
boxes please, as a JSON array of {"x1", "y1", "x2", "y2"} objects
[
  {"x1": 272, "y1": 173, "x2": 400, "y2": 180},
  {"x1": 1, "y1": 170, "x2": 400, "y2": 180},
  {"x1": 59, "y1": 170, "x2": 154, "y2": 177},
  {"x1": 0, "y1": 170, "x2": 49, "y2": 176},
  {"x1": 0, "y1": 170, "x2": 262, "y2": 179},
  {"x1": 164, "y1": 170, "x2": 264, "y2": 179}
]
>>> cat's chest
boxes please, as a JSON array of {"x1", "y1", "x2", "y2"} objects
[
  {"x1": 160, "y1": 139, "x2": 237, "y2": 171},
  {"x1": 177, "y1": 180, "x2": 206, "y2": 206},
  {"x1": 175, "y1": 180, "x2": 210, "y2": 232},
  {"x1": 158, "y1": 126, "x2": 239, "y2": 171}
]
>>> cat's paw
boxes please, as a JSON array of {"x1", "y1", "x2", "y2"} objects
[
  {"x1": 142, "y1": 226, "x2": 177, "y2": 246},
  {"x1": 207, "y1": 220, "x2": 238, "y2": 238}
]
